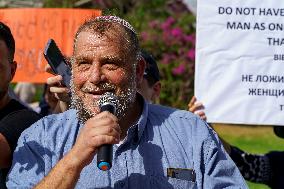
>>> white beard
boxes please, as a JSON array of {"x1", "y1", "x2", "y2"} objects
[{"x1": 70, "y1": 75, "x2": 137, "y2": 123}]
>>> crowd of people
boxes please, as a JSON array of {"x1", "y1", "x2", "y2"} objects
[{"x1": 0, "y1": 15, "x2": 283, "y2": 189}]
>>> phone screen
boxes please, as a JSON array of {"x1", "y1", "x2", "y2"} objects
[{"x1": 44, "y1": 39, "x2": 71, "y2": 88}]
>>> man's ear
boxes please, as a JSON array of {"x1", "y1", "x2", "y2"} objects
[
  {"x1": 136, "y1": 56, "x2": 146, "y2": 87},
  {"x1": 10, "y1": 61, "x2": 17, "y2": 79}
]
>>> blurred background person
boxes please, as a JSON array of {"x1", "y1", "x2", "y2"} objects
[
  {"x1": 0, "y1": 22, "x2": 41, "y2": 188},
  {"x1": 35, "y1": 84, "x2": 62, "y2": 117},
  {"x1": 13, "y1": 82, "x2": 36, "y2": 104},
  {"x1": 138, "y1": 50, "x2": 161, "y2": 103}
]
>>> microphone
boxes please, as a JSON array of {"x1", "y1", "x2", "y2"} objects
[{"x1": 97, "y1": 93, "x2": 117, "y2": 171}]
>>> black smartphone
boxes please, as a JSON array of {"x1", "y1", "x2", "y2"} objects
[{"x1": 43, "y1": 39, "x2": 71, "y2": 88}]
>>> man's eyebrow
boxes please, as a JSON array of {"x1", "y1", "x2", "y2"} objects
[
  {"x1": 74, "y1": 55, "x2": 90, "y2": 61},
  {"x1": 73, "y1": 54, "x2": 125, "y2": 64},
  {"x1": 101, "y1": 55, "x2": 123, "y2": 62}
]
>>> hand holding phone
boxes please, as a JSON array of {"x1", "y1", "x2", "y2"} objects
[{"x1": 43, "y1": 39, "x2": 71, "y2": 88}]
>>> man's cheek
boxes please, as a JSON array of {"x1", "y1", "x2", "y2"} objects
[{"x1": 72, "y1": 75, "x2": 86, "y2": 87}]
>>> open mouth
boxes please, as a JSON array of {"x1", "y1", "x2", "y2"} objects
[
  {"x1": 81, "y1": 83, "x2": 116, "y2": 99},
  {"x1": 84, "y1": 89, "x2": 116, "y2": 100},
  {"x1": 88, "y1": 89, "x2": 115, "y2": 95}
]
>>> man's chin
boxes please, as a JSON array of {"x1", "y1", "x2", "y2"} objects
[
  {"x1": 76, "y1": 107, "x2": 97, "y2": 123},
  {"x1": 87, "y1": 106, "x2": 100, "y2": 115},
  {"x1": 81, "y1": 99, "x2": 100, "y2": 111},
  {"x1": 71, "y1": 98, "x2": 100, "y2": 123}
]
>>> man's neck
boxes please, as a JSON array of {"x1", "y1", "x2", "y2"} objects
[
  {"x1": 0, "y1": 93, "x2": 11, "y2": 110},
  {"x1": 119, "y1": 94, "x2": 143, "y2": 140}
]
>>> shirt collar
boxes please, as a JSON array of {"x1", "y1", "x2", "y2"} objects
[
  {"x1": 135, "y1": 93, "x2": 149, "y2": 142},
  {"x1": 123, "y1": 93, "x2": 148, "y2": 145}
]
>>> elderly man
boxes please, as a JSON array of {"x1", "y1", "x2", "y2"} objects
[
  {"x1": 7, "y1": 16, "x2": 247, "y2": 189},
  {"x1": 0, "y1": 22, "x2": 41, "y2": 188}
]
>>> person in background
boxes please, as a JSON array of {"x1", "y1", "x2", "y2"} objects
[
  {"x1": 189, "y1": 96, "x2": 284, "y2": 189},
  {"x1": 0, "y1": 22, "x2": 42, "y2": 188},
  {"x1": 138, "y1": 50, "x2": 161, "y2": 103},
  {"x1": 13, "y1": 82, "x2": 36, "y2": 104},
  {"x1": 35, "y1": 84, "x2": 62, "y2": 117},
  {"x1": 8, "y1": 86, "x2": 31, "y2": 108},
  {"x1": 7, "y1": 16, "x2": 246, "y2": 188},
  {"x1": 7, "y1": 86, "x2": 18, "y2": 101}
]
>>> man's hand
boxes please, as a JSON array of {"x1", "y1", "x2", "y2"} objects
[
  {"x1": 45, "y1": 64, "x2": 70, "y2": 103},
  {"x1": 188, "y1": 96, "x2": 207, "y2": 121},
  {"x1": 70, "y1": 111, "x2": 121, "y2": 168},
  {"x1": 35, "y1": 111, "x2": 121, "y2": 189},
  {"x1": 45, "y1": 64, "x2": 70, "y2": 112}
]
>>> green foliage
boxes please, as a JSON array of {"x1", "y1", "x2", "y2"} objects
[
  {"x1": 43, "y1": 0, "x2": 76, "y2": 8},
  {"x1": 123, "y1": 1, "x2": 196, "y2": 109},
  {"x1": 247, "y1": 181, "x2": 270, "y2": 189}
]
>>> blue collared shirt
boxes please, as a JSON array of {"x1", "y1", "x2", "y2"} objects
[{"x1": 7, "y1": 99, "x2": 247, "y2": 189}]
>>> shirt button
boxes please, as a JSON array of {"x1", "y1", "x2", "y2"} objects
[{"x1": 119, "y1": 181, "x2": 125, "y2": 187}]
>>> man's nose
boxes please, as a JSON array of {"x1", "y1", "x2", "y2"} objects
[{"x1": 88, "y1": 64, "x2": 105, "y2": 84}]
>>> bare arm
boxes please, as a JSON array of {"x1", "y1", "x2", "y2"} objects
[
  {"x1": 34, "y1": 149, "x2": 82, "y2": 189},
  {"x1": 34, "y1": 111, "x2": 120, "y2": 189}
]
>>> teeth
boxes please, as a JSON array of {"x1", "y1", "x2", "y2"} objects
[
  {"x1": 81, "y1": 83, "x2": 116, "y2": 93},
  {"x1": 81, "y1": 86, "x2": 96, "y2": 93}
]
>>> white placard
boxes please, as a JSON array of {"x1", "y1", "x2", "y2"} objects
[{"x1": 195, "y1": 0, "x2": 284, "y2": 125}]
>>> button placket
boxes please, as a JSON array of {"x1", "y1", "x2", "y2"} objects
[{"x1": 113, "y1": 151, "x2": 128, "y2": 189}]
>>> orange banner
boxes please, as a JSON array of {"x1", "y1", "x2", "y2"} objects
[{"x1": 0, "y1": 8, "x2": 101, "y2": 83}]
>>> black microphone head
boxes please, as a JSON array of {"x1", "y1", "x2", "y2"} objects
[{"x1": 99, "y1": 92, "x2": 118, "y2": 115}]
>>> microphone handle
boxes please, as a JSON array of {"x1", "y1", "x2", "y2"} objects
[
  {"x1": 97, "y1": 103, "x2": 116, "y2": 171},
  {"x1": 97, "y1": 144, "x2": 113, "y2": 171}
]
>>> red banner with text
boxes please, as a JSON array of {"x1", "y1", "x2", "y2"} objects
[{"x1": 0, "y1": 8, "x2": 101, "y2": 83}]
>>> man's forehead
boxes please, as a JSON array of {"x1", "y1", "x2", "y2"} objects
[
  {"x1": 75, "y1": 35, "x2": 119, "y2": 54},
  {"x1": 75, "y1": 31, "x2": 106, "y2": 48},
  {"x1": 74, "y1": 31, "x2": 130, "y2": 56},
  {"x1": 76, "y1": 30, "x2": 127, "y2": 45}
]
